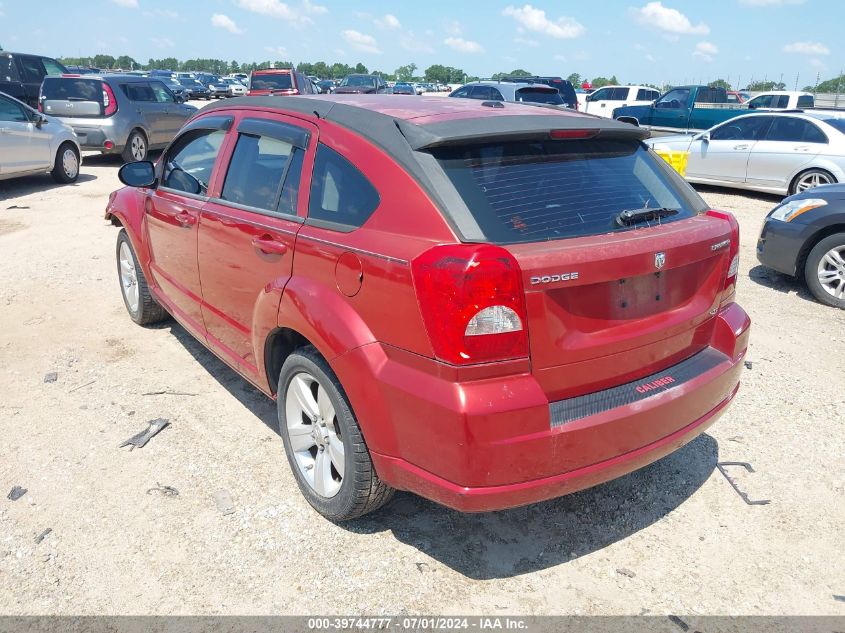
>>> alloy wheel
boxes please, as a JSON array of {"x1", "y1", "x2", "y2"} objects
[
  {"x1": 118, "y1": 242, "x2": 139, "y2": 313},
  {"x1": 796, "y1": 171, "x2": 832, "y2": 192},
  {"x1": 284, "y1": 372, "x2": 345, "y2": 498},
  {"x1": 816, "y1": 245, "x2": 845, "y2": 300},
  {"x1": 131, "y1": 135, "x2": 146, "y2": 161},
  {"x1": 62, "y1": 148, "x2": 79, "y2": 179}
]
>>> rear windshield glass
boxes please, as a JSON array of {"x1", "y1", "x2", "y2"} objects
[
  {"x1": 340, "y1": 76, "x2": 375, "y2": 88},
  {"x1": 820, "y1": 118, "x2": 845, "y2": 135},
  {"x1": 516, "y1": 88, "x2": 564, "y2": 105},
  {"x1": 41, "y1": 77, "x2": 103, "y2": 103},
  {"x1": 251, "y1": 73, "x2": 292, "y2": 90},
  {"x1": 433, "y1": 140, "x2": 700, "y2": 244}
]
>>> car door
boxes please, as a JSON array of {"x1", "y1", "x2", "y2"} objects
[
  {"x1": 650, "y1": 88, "x2": 692, "y2": 132},
  {"x1": 0, "y1": 95, "x2": 55, "y2": 174},
  {"x1": 16, "y1": 55, "x2": 47, "y2": 107},
  {"x1": 746, "y1": 117, "x2": 829, "y2": 190},
  {"x1": 584, "y1": 87, "x2": 611, "y2": 116},
  {"x1": 198, "y1": 115, "x2": 314, "y2": 380},
  {"x1": 149, "y1": 80, "x2": 187, "y2": 145},
  {"x1": 686, "y1": 116, "x2": 772, "y2": 184},
  {"x1": 121, "y1": 82, "x2": 166, "y2": 145},
  {"x1": 145, "y1": 120, "x2": 230, "y2": 339}
]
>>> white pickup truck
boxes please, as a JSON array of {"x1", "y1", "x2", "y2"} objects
[
  {"x1": 583, "y1": 85, "x2": 661, "y2": 118},
  {"x1": 747, "y1": 91, "x2": 814, "y2": 110}
]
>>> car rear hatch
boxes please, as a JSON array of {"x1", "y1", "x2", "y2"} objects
[
  {"x1": 427, "y1": 133, "x2": 736, "y2": 401},
  {"x1": 40, "y1": 76, "x2": 106, "y2": 117}
]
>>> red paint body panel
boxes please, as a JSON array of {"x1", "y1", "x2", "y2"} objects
[{"x1": 105, "y1": 97, "x2": 751, "y2": 514}]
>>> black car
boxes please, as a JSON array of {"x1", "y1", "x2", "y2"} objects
[
  {"x1": 334, "y1": 74, "x2": 388, "y2": 94},
  {"x1": 757, "y1": 184, "x2": 845, "y2": 308},
  {"x1": 178, "y1": 78, "x2": 211, "y2": 100},
  {"x1": 499, "y1": 76, "x2": 578, "y2": 109},
  {"x1": 392, "y1": 82, "x2": 415, "y2": 95},
  {"x1": 317, "y1": 80, "x2": 335, "y2": 94},
  {"x1": 0, "y1": 51, "x2": 68, "y2": 108},
  {"x1": 158, "y1": 77, "x2": 190, "y2": 102}
]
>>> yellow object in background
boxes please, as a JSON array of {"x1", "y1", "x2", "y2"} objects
[{"x1": 654, "y1": 150, "x2": 689, "y2": 177}]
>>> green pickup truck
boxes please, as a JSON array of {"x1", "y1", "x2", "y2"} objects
[{"x1": 613, "y1": 86, "x2": 749, "y2": 136}]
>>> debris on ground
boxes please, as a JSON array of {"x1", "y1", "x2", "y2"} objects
[
  {"x1": 7, "y1": 486, "x2": 27, "y2": 501},
  {"x1": 668, "y1": 615, "x2": 689, "y2": 631},
  {"x1": 43, "y1": 372, "x2": 58, "y2": 383},
  {"x1": 213, "y1": 489, "x2": 236, "y2": 516},
  {"x1": 34, "y1": 528, "x2": 52, "y2": 544},
  {"x1": 744, "y1": 360, "x2": 753, "y2": 370},
  {"x1": 120, "y1": 418, "x2": 170, "y2": 450},
  {"x1": 834, "y1": 595, "x2": 845, "y2": 603},
  {"x1": 616, "y1": 568, "x2": 636, "y2": 578},
  {"x1": 6, "y1": 205, "x2": 30, "y2": 210},
  {"x1": 68, "y1": 379, "x2": 97, "y2": 393},
  {"x1": 142, "y1": 390, "x2": 198, "y2": 397},
  {"x1": 147, "y1": 483, "x2": 179, "y2": 498},
  {"x1": 716, "y1": 462, "x2": 771, "y2": 506}
]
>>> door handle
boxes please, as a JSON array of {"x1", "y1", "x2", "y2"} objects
[
  {"x1": 175, "y1": 211, "x2": 196, "y2": 228},
  {"x1": 252, "y1": 235, "x2": 288, "y2": 255},
  {"x1": 733, "y1": 144, "x2": 749, "y2": 150},
  {"x1": 793, "y1": 146, "x2": 811, "y2": 152}
]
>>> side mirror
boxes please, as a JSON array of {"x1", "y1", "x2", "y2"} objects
[
  {"x1": 34, "y1": 114, "x2": 48, "y2": 128},
  {"x1": 697, "y1": 132, "x2": 710, "y2": 142},
  {"x1": 747, "y1": 103, "x2": 757, "y2": 110},
  {"x1": 118, "y1": 161, "x2": 156, "y2": 188}
]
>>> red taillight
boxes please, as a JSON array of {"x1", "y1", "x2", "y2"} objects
[
  {"x1": 706, "y1": 209, "x2": 740, "y2": 304},
  {"x1": 411, "y1": 244, "x2": 528, "y2": 365},
  {"x1": 37, "y1": 102, "x2": 43, "y2": 112},
  {"x1": 102, "y1": 83, "x2": 118, "y2": 117},
  {"x1": 550, "y1": 128, "x2": 597, "y2": 139}
]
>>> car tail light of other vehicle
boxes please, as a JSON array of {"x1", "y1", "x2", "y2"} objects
[
  {"x1": 706, "y1": 209, "x2": 740, "y2": 305},
  {"x1": 103, "y1": 82, "x2": 118, "y2": 117},
  {"x1": 412, "y1": 244, "x2": 528, "y2": 365}
]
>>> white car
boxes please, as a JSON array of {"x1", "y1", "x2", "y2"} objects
[
  {"x1": 221, "y1": 77, "x2": 247, "y2": 97},
  {"x1": 747, "y1": 91, "x2": 814, "y2": 110},
  {"x1": 645, "y1": 111, "x2": 845, "y2": 196},
  {"x1": 583, "y1": 85, "x2": 661, "y2": 118},
  {"x1": 0, "y1": 92, "x2": 81, "y2": 184}
]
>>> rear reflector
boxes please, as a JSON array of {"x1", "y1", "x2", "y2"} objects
[
  {"x1": 104, "y1": 141, "x2": 114, "y2": 150},
  {"x1": 550, "y1": 129, "x2": 598, "y2": 139}
]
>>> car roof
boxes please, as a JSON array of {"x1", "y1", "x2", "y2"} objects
[
  {"x1": 752, "y1": 91, "x2": 812, "y2": 96},
  {"x1": 252, "y1": 68, "x2": 293, "y2": 74},
  {"x1": 45, "y1": 74, "x2": 152, "y2": 84}
]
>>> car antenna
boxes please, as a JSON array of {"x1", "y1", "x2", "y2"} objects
[{"x1": 313, "y1": 109, "x2": 321, "y2": 119}]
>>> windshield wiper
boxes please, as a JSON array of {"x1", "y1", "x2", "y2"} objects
[{"x1": 615, "y1": 207, "x2": 679, "y2": 227}]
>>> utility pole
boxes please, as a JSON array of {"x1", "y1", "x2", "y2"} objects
[{"x1": 794, "y1": 72, "x2": 799, "y2": 91}]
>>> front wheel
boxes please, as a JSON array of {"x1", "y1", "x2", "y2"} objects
[
  {"x1": 277, "y1": 346, "x2": 394, "y2": 521},
  {"x1": 116, "y1": 229, "x2": 169, "y2": 325},
  {"x1": 50, "y1": 142, "x2": 79, "y2": 183},
  {"x1": 804, "y1": 233, "x2": 845, "y2": 308}
]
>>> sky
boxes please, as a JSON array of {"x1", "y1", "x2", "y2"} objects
[{"x1": 0, "y1": 0, "x2": 842, "y2": 87}]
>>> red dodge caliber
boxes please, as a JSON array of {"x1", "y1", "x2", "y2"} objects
[{"x1": 106, "y1": 95, "x2": 750, "y2": 521}]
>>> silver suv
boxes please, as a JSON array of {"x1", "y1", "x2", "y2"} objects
[
  {"x1": 448, "y1": 81, "x2": 565, "y2": 107},
  {"x1": 39, "y1": 75, "x2": 196, "y2": 162}
]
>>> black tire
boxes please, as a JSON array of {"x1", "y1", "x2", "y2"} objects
[
  {"x1": 50, "y1": 142, "x2": 80, "y2": 184},
  {"x1": 116, "y1": 229, "x2": 169, "y2": 325},
  {"x1": 804, "y1": 232, "x2": 845, "y2": 308},
  {"x1": 789, "y1": 168, "x2": 836, "y2": 196},
  {"x1": 121, "y1": 129, "x2": 148, "y2": 163},
  {"x1": 277, "y1": 346, "x2": 394, "y2": 521}
]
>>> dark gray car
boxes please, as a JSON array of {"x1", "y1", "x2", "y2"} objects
[
  {"x1": 448, "y1": 81, "x2": 566, "y2": 107},
  {"x1": 39, "y1": 74, "x2": 196, "y2": 162}
]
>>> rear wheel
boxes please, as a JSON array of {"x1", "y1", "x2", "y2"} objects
[
  {"x1": 804, "y1": 233, "x2": 845, "y2": 308},
  {"x1": 116, "y1": 229, "x2": 169, "y2": 325},
  {"x1": 277, "y1": 346, "x2": 394, "y2": 521},
  {"x1": 122, "y1": 130, "x2": 147, "y2": 163},
  {"x1": 790, "y1": 168, "x2": 835, "y2": 195},
  {"x1": 50, "y1": 142, "x2": 79, "y2": 183}
]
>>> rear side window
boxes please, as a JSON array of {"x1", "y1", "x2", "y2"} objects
[
  {"x1": 433, "y1": 140, "x2": 699, "y2": 244},
  {"x1": 18, "y1": 56, "x2": 46, "y2": 83},
  {"x1": 162, "y1": 130, "x2": 227, "y2": 196},
  {"x1": 515, "y1": 88, "x2": 563, "y2": 105},
  {"x1": 222, "y1": 134, "x2": 294, "y2": 212},
  {"x1": 308, "y1": 144, "x2": 380, "y2": 229},
  {"x1": 0, "y1": 55, "x2": 21, "y2": 82},
  {"x1": 797, "y1": 95, "x2": 814, "y2": 109},
  {"x1": 766, "y1": 118, "x2": 827, "y2": 143},
  {"x1": 251, "y1": 73, "x2": 292, "y2": 91}
]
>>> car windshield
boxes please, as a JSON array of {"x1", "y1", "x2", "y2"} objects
[
  {"x1": 515, "y1": 88, "x2": 564, "y2": 105},
  {"x1": 341, "y1": 76, "x2": 375, "y2": 88},
  {"x1": 251, "y1": 74, "x2": 292, "y2": 90},
  {"x1": 179, "y1": 79, "x2": 203, "y2": 87},
  {"x1": 432, "y1": 139, "x2": 699, "y2": 244}
]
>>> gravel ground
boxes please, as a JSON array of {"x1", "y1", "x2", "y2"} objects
[{"x1": 0, "y1": 144, "x2": 843, "y2": 616}]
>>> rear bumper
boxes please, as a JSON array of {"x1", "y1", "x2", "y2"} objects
[{"x1": 336, "y1": 303, "x2": 750, "y2": 513}]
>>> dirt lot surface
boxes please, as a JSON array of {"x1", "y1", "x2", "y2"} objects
[{"x1": 1, "y1": 135, "x2": 843, "y2": 616}]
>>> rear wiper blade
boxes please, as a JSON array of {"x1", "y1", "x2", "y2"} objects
[{"x1": 615, "y1": 207, "x2": 679, "y2": 227}]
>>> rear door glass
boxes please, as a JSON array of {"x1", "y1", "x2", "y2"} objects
[
  {"x1": 222, "y1": 135, "x2": 293, "y2": 212},
  {"x1": 122, "y1": 82, "x2": 156, "y2": 102},
  {"x1": 432, "y1": 140, "x2": 699, "y2": 244},
  {"x1": 18, "y1": 56, "x2": 46, "y2": 83},
  {"x1": 766, "y1": 118, "x2": 827, "y2": 143},
  {"x1": 41, "y1": 59, "x2": 65, "y2": 76}
]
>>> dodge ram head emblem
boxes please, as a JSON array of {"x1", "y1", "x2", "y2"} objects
[{"x1": 654, "y1": 252, "x2": 666, "y2": 269}]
